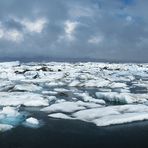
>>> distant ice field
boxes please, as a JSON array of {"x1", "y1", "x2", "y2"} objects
[{"x1": 0, "y1": 61, "x2": 148, "y2": 131}]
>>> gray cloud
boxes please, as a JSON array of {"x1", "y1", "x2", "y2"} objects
[{"x1": 0, "y1": 0, "x2": 147, "y2": 62}]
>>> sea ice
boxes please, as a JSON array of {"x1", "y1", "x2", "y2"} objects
[
  {"x1": 73, "y1": 107, "x2": 120, "y2": 121},
  {"x1": 96, "y1": 92, "x2": 148, "y2": 104},
  {"x1": 48, "y1": 113, "x2": 72, "y2": 119},
  {"x1": 93, "y1": 113, "x2": 148, "y2": 126},
  {"x1": 0, "y1": 92, "x2": 49, "y2": 106},
  {"x1": 75, "y1": 92, "x2": 106, "y2": 105},
  {"x1": 26, "y1": 117, "x2": 39, "y2": 125},
  {"x1": 72, "y1": 104, "x2": 148, "y2": 126},
  {"x1": 0, "y1": 124, "x2": 13, "y2": 132},
  {"x1": 0, "y1": 61, "x2": 20, "y2": 67},
  {"x1": 0, "y1": 61, "x2": 148, "y2": 130},
  {"x1": 0, "y1": 106, "x2": 27, "y2": 126},
  {"x1": 13, "y1": 83, "x2": 42, "y2": 92},
  {"x1": 23, "y1": 117, "x2": 41, "y2": 128},
  {"x1": 0, "y1": 106, "x2": 20, "y2": 117},
  {"x1": 96, "y1": 92, "x2": 133, "y2": 104},
  {"x1": 41, "y1": 101, "x2": 85, "y2": 113}
]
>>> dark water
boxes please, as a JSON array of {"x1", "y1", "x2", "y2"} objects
[{"x1": 1, "y1": 113, "x2": 148, "y2": 148}]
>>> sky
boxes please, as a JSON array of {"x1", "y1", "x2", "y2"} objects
[{"x1": 0, "y1": 0, "x2": 148, "y2": 62}]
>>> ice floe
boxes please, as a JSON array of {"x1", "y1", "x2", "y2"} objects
[
  {"x1": 13, "y1": 83, "x2": 42, "y2": 92},
  {"x1": 93, "y1": 113, "x2": 148, "y2": 126},
  {"x1": 41, "y1": 101, "x2": 86, "y2": 113},
  {"x1": 72, "y1": 104, "x2": 148, "y2": 126},
  {"x1": 26, "y1": 117, "x2": 39, "y2": 125},
  {"x1": 0, "y1": 106, "x2": 20, "y2": 117},
  {"x1": 75, "y1": 92, "x2": 106, "y2": 105},
  {"x1": 0, "y1": 106, "x2": 27, "y2": 128},
  {"x1": 0, "y1": 124, "x2": 13, "y2": 132},
  {"x1": 0, "y1": 61, "x2": 20, "y2": 67},
  {"x1": 23, "y1": 117, "x2": 42, "y2": 128},
  {"x1": 48, "y1": 113, "x2": 73, "y2": 119},
  {"x1": 96, "y1": 92, "x2": 134, "y2": 104},
  {"x1": 0, "y1": 92, "x2": 49, "y2": 106},
  {"x1": 96, "y1": 92, "x2": 148, "y2": 104}
]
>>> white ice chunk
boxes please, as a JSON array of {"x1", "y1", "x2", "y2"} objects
[
  {"x1": 24, "y1": 71, "x2": 38, "y2": 79},
  {"x1": 113, "y1": 88, "x2": 130, "y2": 93},
  {"x1": 69, "y1": 80, "x2": 80, "y2": 87},
  {"x1": 76, "y1": 101, "x2": 102, "y2": 108},
  {"x1": 96, "y1": 92, "x2": 148, "y2": 104},
  {"x1": 98, "y1": 88, "x2": 112, "y2": 92},
  {"x1": 109, "y1": 82, "x2": 127, "y2": 88},
  {"x1": 42, "y1": 91, "x2": 58, "y2": 95},
  {"x1": 0, "y1": 61, "x2": 20, "y2": 67},
  {"x1": 13, "y1": 83, "x2": 42, "y2": 92},
  {"x1": 116, "y1": 104, "x2": 148, "y2": 113},
  {"x1": 96, "y1": 92, "x2": 133, "y2": 104},
  {"x1": 83, "y1": 79, "x2": 110, "y2": 88},
  {"x1": 0, "y1": 81, "x2": 14, "y2": 91},
  {"x1": 0, "y1": 124, "x2": 13, "y2": 132},
  {"x1": 0, "y1": 92, "x2": 49, "y2": 106},
  {"x1": 45, "y1": 81, "x2": 65, "y2": 87},
  {"x1": 26, "y1": 117, "x2": 39, "y2": 125},
  {"x1": 73, "y1": 107, "x2": 120, "y2": 121},
  {"x1": 1, "y1": 106, "x2": 20, "y2": 117},
  {"x1": 49, "y1": 113, "x2": 72, "y2": 119},
  {"x1": 73, "y1": 104, "x2": 148, "y2": 126},
  {"x1": 41, "y1": 101, "x2": 85, "y2": 113},
  {"x1": 54, "y1": 88, "x2": 70, "y2": 92},
  {"x1": 93, "y1": 113, "x2": 148, "y2": 126},
  {"x1": 75, "y1": 92, "x2": 106, "y2": 105}
]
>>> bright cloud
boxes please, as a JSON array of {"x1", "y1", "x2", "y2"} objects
[
  {"x1": 64, "y1": 20, "x2": 78, "y2": 40},
  {"x1": 0, "y1": 29, "x2": 4, "y2": 39},
  {"x1": 88, "y1": 36, "x2": 104, "y2": 44},
  {"x1": 69, "y1": 6, "x2": 94, "y2": 18},
  {"x1": 0, "y1": 17, "x2": 48, "y2": 43},
  {"x1": 21, "y1": 18, "x2": 48, "y2": 33},
  {"x1": 0, "y1": 24, "x2": 23, "y2": 43},
  {"x1": 0, "y1": 0, "x2": 147, "y2": 61},
  {"x1": 6, "y1": 30, "x2": 23, "y2": 42}
]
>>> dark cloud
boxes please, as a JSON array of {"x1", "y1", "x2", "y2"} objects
[{"x1": 0, "y1": 0, "x2": 147, "y2": 62}]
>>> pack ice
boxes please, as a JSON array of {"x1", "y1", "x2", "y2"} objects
[{"x1": 0, "y1": 61, "x2": 148, "y2": 131}]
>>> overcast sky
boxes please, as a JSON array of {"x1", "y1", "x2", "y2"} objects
[{"x1": 0, "y1": 0, "x2": 148, "y2": 62}]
